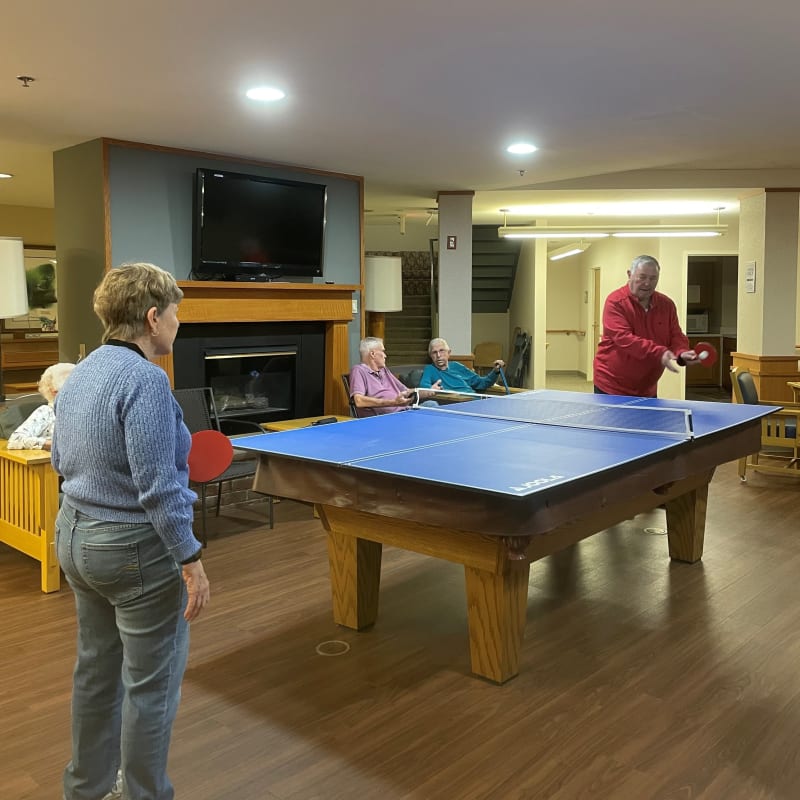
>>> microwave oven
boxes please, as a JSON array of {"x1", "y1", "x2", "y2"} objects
[{"x1": 686, "y1": 312, "x2": 709, "y2": 334}]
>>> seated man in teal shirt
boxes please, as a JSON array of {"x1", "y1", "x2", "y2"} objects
[{"x1": 419, "y1": 337, "x2": 505, "y2": 393}]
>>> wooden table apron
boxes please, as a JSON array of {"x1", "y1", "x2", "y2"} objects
[{"x1": 250, "y1": 422, "x2": 761, "y2": 683}]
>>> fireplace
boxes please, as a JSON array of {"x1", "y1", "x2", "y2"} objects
[{"x1": 172, "y1": 321, "x2": 325, "y2": 424}]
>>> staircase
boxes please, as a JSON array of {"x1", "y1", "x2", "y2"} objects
[
  {"x1": 379, "y1": 228, "x2": 521, "y2": 362},
  {"x1": 385, "y1": 292, "x2": 432, "y2": 364},
  {"x1": 470, "y1": 225, "x2": 521, "y2": 313}
]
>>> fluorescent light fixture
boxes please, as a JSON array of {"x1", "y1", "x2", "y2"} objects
[
  {"x1": 503, "y1": 201, "x2": 732, "y2": 217},
  {"x1": 611, "y1": 229, "x2": 723, "y2": 238},
  {"x1": 549, "y1": 242, "x2": 592, "y2": 261},
  {"x1": 0, "y1": 172, "x2": 13, "y2": 179},
  {"x1": 506, "y1": 142, "x2": 537, "y2": 154},
  {"x1": 499, "y1": 224, "x2": 727, "y2": 239},
  {"x1": 246, "y1": 86, "x2": 286, "y2": 102},
  {"x1": 499, "y1": 226, "x2": 609, "y2": 239}
]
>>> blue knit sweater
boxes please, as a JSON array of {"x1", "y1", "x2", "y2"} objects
[{"x1": 52, "y1": 344, "x2": 200, "y2": 563}]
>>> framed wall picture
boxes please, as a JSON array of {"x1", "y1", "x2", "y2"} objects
[{"x1": 2, "y1": 246, "x2": 58, "y2": 331}]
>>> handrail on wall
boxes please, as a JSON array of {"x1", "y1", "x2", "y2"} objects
[{"x1": 546, "y1": 329, "x2": 586, "y2": 337}]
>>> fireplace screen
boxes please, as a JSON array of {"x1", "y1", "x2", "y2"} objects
[{"x1": 204, "y1": 348, "x2": 297, "y2": 420}]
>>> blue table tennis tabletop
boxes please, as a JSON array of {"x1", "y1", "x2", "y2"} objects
[
  {"x1": 235, "y1": 390, "x2": 776, "y2": 499},
  {"x1": 234, "y1": 389, "x2": 776, "y2": 683}
]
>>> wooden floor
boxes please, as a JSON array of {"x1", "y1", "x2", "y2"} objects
[{"x1": 2, "y1": 461, "x2": 800, "y2": 800}]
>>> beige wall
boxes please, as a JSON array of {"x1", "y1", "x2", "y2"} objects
[
  {"x1": 546, "y1": 258, "x2": 584, "y2": 372},
  {"x1": 471, "y1": 313, "x2": 509, "y2": 360},
  {"x1": 0, "y1": 204, "x2": 55, "y2": 245},
  {"x1": 508, "y1": 239, "x2": 547, "y2": 388},
  {"x1": 364, "y1": 220, "x2": 434, "y2": 253}
]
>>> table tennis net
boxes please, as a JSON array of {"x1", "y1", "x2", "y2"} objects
[{"x1": 429, "y1": 396, "x2": 693, "y2": 439}]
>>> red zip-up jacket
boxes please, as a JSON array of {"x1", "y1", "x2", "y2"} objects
[{"x1": 593, "y1": 285, "x2": 690, "y2": 397}]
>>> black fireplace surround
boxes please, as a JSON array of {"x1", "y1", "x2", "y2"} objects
[{"x1": 172, "y1": 322, "x2": 325, "y2": 425}]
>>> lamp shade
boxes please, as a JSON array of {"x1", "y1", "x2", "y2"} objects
[
  {"x1": 365, "y1": 256, "x2": 402, "y2": 312},
  {"x1": 0, "y1": 237, "x2": 28, "y2": 318}
]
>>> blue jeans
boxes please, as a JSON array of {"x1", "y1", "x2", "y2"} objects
[{"x1": 57, "y1": 501, "x2": 189, "y2": 800}]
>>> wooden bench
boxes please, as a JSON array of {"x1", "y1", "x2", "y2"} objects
[{"x1": 0, "y1": 440, "x2": 60, "y2": 592}]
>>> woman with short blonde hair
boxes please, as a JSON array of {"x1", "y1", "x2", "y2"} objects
[{"x1": 53, "y1": 262, "x2": 208, "y2": 800}]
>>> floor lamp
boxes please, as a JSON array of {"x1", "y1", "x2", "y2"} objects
[
  {"x1": 0, "y1": 237, "x2": 30, "y2": 401},
  {"x1": 365, "y1": 256, "x2": 403, "y2": 341}
]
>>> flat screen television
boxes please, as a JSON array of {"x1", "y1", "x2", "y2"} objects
[{"x1": 192, "y1": 168, "x2": 327, "y2": 280}]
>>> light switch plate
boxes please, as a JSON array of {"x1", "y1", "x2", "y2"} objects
[{"x1": 352, "y1": 297, "x2": 359, "y2": 314}]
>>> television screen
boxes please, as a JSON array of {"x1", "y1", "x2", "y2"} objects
[{"x1": 193, "y1": 168, "x2": 326, "y2": 280}]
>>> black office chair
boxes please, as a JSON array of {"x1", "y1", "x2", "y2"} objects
[
  {"x1": 341, "y1": 374, "x2": 359, "y2": 418},
  {"x1": 172, "y1": 387, "x2": 274, "y2": 545}
]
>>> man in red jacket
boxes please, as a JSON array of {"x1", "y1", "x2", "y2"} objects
[{"x1": 593, "y1": 255, "x2": 701, "y2": 397}]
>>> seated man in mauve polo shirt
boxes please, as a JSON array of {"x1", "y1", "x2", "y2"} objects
[{"x1": 348, "y1": 337, "x2": 438, "y2": 417}]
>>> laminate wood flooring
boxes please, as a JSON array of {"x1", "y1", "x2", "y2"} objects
[{"x1": 2, "y1": 461, "x2": 799, "y2": 799}]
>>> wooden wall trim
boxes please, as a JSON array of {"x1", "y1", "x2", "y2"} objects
[
  {"x1": 731, "y1": 352, "x2": 800, "y2": 403},
  {"x1": 176, "y1": 281, "x2": 358, "y2": 321}
]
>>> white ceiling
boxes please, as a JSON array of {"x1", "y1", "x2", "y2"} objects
[{"x1": 3, "y1": 1, "x2": 800, "y2": 226}]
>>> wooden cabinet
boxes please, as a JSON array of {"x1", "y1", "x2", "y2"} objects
[
  {"x1": 0, "y1": 335, "x2": 59, "y2": 394},
  {"x1": 687, "y1": 261, "x2": 714, "y2": 311},
  {"x1": 721, "y1": 337, "x2": 737, "y2": 392}
]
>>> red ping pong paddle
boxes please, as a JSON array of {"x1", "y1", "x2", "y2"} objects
[
  {"x1": 187, "y1": 429, "x2": 234, "y2": 482},
  {"x1": 694, "y1": 341, "x2": 718, "y2": 368}
]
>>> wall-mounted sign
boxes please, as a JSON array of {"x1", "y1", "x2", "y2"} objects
[
  {"x1": 745, "y1": 261, "x2": 756, "y2": 293},
  {"x1": 446, "y1": 235, "x2": 457, "y2": 250}
]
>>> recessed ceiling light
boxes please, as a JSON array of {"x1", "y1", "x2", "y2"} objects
[
  {"x1": 0, "y1": 172, "x2": 13, "y2": 179},
  {"x1": 507, "y1": 142, "x2": 538, "y2": 155},
  {"x1": 246, "y1": 86, "x2": 286, "y2": 102}
]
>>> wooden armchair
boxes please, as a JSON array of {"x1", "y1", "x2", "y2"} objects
[
  {"x1": 730, "y1": 367, "x2": 800, "y2": 480},
  {"x1": 473, "y1": 341, "x2": 503, "y2": 375}
]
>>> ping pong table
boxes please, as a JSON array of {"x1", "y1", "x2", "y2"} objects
[{"x1": 236, "y1": 389, "x2": 774, "y2": 683}]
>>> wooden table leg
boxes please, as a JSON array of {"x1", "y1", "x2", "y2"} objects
[
  {"x1": 464, "y1": 560, "x2": 530, "y2": 683},
  {"x1": 665, "y1": 481, "x2": 710, "y2": 564},
  {"x1": 326, "y1": 528, "x2": 382, "y2": 630}
]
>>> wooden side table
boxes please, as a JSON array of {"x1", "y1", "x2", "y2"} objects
[
  {"x1": 0, "y1": 440, "x2": 60, "y2": 592},
  {"x1": 262, "y1": 415, "x2": 353, "y2": 432}
]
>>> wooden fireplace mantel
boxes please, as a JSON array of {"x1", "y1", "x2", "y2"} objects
[{"x1": 156, "y1": 281, "x2": 360, "y2": 416}]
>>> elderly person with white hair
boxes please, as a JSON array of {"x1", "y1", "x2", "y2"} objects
[
  {"x1": 7, "y1": 362, "x2": 75, "y2": 450},
  {"x1": 420, "y1": 338, "x2": 504, "y2": 394},
  {"x1": 349, "y1": 336, "x2": 438, "y2": 417}
]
